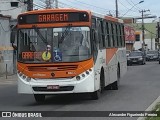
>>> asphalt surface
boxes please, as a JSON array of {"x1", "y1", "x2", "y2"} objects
[{"x1": 0, "y1": 61, "x2": 160, "y2": 120}]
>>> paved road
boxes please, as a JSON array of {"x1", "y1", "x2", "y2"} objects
[{"x1": 0, "y1": 61, "x2": 160, "y2": 120}]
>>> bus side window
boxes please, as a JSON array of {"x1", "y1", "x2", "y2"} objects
[
  {"x1": 105, "y1": 21, "x2": 109, "y2": 48},
  {"x1": 115, "y1": 23, "x2": 119, "y2": 47},
  {"x1": 110, "y1": 22, "x2": 114, "y2": 47},
  {"x1": 91, "y1": 17, "x2": 98, "y2": 61},
  {"x1": 122, "y1": 25, "x2": 125, "y2": 47},
  {"x1": 92, "y1": 17, "x2": 96, "y2": 29},
  {"x1": 108, "y1": 22, "x2": 112, "y2": 48},
  {"x1": 116, "y1": 23, "x2": 120, "y2": 47},
  {"x1": 119, "y1": 24, "x2": 123, "y2": 47},
  {"x1": 91, "y1": 17, "x2": 99, "y2": 44},
  {"x1": 97, "y1": 20, "x2": 103, "y2": 49},
  {"x1": 100, "y1": 20, "x2": 105, "y2": 48},
  {"x1": 113, "y1": 23, "x2": 117, "y2": 47}
]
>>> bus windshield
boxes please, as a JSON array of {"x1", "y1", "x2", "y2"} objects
[{"x1": 18, "y1": 27, "x2": 91, "y2": 63}]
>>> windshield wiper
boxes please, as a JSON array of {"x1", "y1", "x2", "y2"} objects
[
  {"x1": 59, "y1": 25, "x2": 72, "y2": 43},
  {"x1": 33, "y1": 25, "x2": 48, "y2": 45}
]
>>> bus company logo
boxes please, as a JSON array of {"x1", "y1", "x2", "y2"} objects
[
  {"x1": 2, "y1": 112, "x2": 11, "y2": 117},
  {"x1": 33, "y1": 73, "x2": 46, "y2": 77},
  {"x1": 51, "y1": 72, "x2": 55, "y2": 77},
  {"x1": 47, "y1": 67, "x2": 58, "y2": 70}
]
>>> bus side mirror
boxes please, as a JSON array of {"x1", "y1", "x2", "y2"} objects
[{"x1": 10, "y1": 31, "x2": 15, "y2": 43}]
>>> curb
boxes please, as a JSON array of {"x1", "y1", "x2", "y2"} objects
[{"x1": 137, "y1": 96, "x2": 160, "y2": 120}]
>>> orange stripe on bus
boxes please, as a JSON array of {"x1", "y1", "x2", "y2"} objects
[
  {"x1": 105, "y1": 16, "x2": 118, "y2": 22},
  {"x1": 17, "y1": 22, "x2": 91, "y2": 28},
  {"x1": 17, "y1": 58, "x2": 94, "y2": 79},
  {"x1": 106, "y1": 48, "x2": 118, "y2": 64}
]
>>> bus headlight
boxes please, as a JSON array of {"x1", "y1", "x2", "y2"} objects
[
  {"x1": 82, "y1": 74, "x2": 85, "y2": 77},
  {"x1": 22, "y1": 75, "x2": 26, "y2": 79},
  {"x1": 76, "y1": 76, "x2": 81, "y2": 81},
  {"x1": 86, "y1": 71, "x2": 89, "y2": 75},
  {"x1": 18, "y1": 72, "x2": 32, "y2": 82},
  {"x1": 19, "y1": 72, "x2": 23, "y2": 77},
  {"x1": 26, "y1": 77, "x2": 31, "y2": 82},
  {"x1": 76, "y1": 68, "x2": 92, "y2": 81}
]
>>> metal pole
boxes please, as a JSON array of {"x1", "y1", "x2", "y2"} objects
[
  {"x1": 27, "y1": 0, "x2": 33, "y2": 11},
  {"x1": 158, "y1": 18, "x2": 160, "y2": 49},
  {"x1": 141, "y1": 10, "x2": 145, "y2": 52},
  {"x1": 45, "y1": 0, "x2": 52, "y2": 9},
  {"x1": 55, "y1": 0, "x2": 58, "y2": 8},
  {"x1": 116, "y1": 0, "x2": 118, "y2": 18},
  {"x1": 151, "y1": 33, "x2": 153, "y2": 50},
  {"x1": 6, "y1": 64, "x2": 7, "y2": 79},
  {"x1": 140, "y1": 9, "x2": 150, "y2": 52}
]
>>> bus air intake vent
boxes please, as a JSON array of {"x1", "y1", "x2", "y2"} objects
[{"x1": 28, "y1": 65, "x2": 78, "y2": 72}]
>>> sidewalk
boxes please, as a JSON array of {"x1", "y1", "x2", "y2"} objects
[
  {"x1": 137, "y1": 96, "x2": 160, "y2": 120},
  {"x1": 0, "y1": 74, "x2": 17, "y2": 82}
]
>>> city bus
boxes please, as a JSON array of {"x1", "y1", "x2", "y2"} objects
[{"x1": 13, "y1": 8, "x2": 127, "y2": 102}]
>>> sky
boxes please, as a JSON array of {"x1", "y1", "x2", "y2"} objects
[{"x1": 34, "y1": 0, "x2": 159, "y2": 22}]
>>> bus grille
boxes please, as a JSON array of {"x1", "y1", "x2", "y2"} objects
[{"x1": 28, "y1": 65, "x2": 78, "y2": 72}]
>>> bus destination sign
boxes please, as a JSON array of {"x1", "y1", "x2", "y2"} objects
[
  {"x1": 18, "y1": 12, "x2": 89, "y2": 24},
  {"x1": 39, "y1": 14, "x2": 68, "y2": 22}
]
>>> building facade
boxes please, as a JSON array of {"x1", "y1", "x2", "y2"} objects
[
  {"x1": 124, "y1": 25, "x2": 135, "y2": 51},
  {"x1": 123, "y1": 18, "x2": 157, "y2": 51},
  {"x1": 0, "y1": 15, "x2": 14, "y2": 75},
  {"x1": 0, "y1": 0, "x2": 28, "y2": 75},
  {"x1": 0, "y1": 0, "x2": 27, "y2": 19},
  {"x1": 132, "y1": 23, "x2": 157, "y2": 50}
]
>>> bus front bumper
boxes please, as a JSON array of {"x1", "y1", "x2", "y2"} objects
[{"x1": 18, "y1": 69, "x2": 95, "y2": 94}]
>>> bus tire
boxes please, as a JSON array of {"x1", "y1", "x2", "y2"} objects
[
  {"x1": 100, "y1": 69, "x2": 105, "y2": 93},
  {"x1": 90, "y1": 90, "x2": 100, "y2": 100},
  {"x1": 34, "y1": 94, "x2": 45, "y2": 103},
  {"x1": 112, "y1": 65, "x2": 120, "y2": 90}
]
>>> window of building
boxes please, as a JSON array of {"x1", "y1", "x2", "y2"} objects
[
  {"x1": 135, "y1": 34, "x2": 140, "y2": 41},
  {"x1": 11, "y1": 2, "x2": 19, "y2": 7}
]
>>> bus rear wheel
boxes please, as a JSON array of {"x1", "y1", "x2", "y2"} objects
[
  {"x1": 34, "y1": 94, "x2": 45, "y2": 103},
  {"x1": 112, "y1": 65, "x2": 120, "y2": 90}
]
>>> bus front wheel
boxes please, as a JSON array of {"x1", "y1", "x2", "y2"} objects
[
  {"x1": 90, "y1": 90, "x2": 100, "y2": 100},
  {"x1": 90, "y1": 69, "x2": 104, "y2": 100},
  {"x1": 34, "y1": 94, "x2": 45, "y2": 103}
]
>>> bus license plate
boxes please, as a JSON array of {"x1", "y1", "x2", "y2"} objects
[{"x1": 47, "y1": 85, "x2": 59, "y2": 90}]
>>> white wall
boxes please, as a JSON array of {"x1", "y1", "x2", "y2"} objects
[
  {"x1": 0, "y1": 17, "x2": 10, "y2": 46},
  {"x1": 0, "y1": 0, "x2": 27, "y2": 19},
  {"x1": 134, "y1": 39, "x2": 156, "y2": 51},
  {"x1": 0, "y1": 17, "x2": 14, "y2": 75},
  {"x1": 145, "y1": 39, "x2": 155, "y2": 50}
]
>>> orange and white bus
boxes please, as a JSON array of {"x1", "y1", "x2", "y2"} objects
[{"x1": 15, "y1": 8, "x2": 127, "y2": 102}]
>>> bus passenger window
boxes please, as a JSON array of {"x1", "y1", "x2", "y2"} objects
[{"x1": 107, "y1": 22, "x2": 111, "y2": 47}]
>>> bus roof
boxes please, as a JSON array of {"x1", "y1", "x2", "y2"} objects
[
  {"x1": 19, "y1": 8, "x2": 91, "y2": 15},
  {"x1": 18, "y1": 8, "x2": 123, "y2": 23}
]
